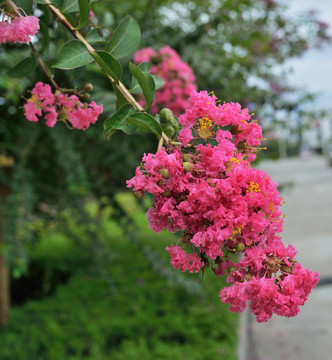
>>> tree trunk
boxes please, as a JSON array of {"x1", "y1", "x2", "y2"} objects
[{"x1": 0, "y1": 193, "x2": 10, "y2": 328}]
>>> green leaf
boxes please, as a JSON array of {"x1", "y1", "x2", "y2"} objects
[
  {"x1": 85, "y1": 28, "x2": 105, "y2": 44},
  {"x1": 104, "y1": 104, "x2": 137, "y2": 139},
  {"x1": 75, "y1": 0, "x2": 90, "y2": 30},
  {"x1": 144, "y1": 73, "x2": 156, "y2": 108},
  {"x1": 6, "y1": 56, "x2": 37, "y2": 78},
  {"x1": 107, "y1": 16, "x2": 141, "y2": 58},
  {"x1": 138, "y1": 61, "x2": 151, "y2": 72},
  {"x1": 130, "y1": 61, "x2": 164, "y2": 93},
  {"x1": 112, "y1": 83, "x2": 129, "y2": 110},
  {"x1": 34, "y1": 0, "x2": 64, "y2": 7},
  {"x1": 128, "y1": 112, "x2": 162, "y2": 138},
  {"x1": 40, "y1": 21, "x2": 50, "y2": 53},
  {"x1": 14, "y1": 0, "x2": 32, "y2": 13},
  {"x1": 44, "y1": 61, "x2": 54, "y2": 76},
  {"x1": 61, "y1": 0, "x2": 79, "y2": 13},
  {"x1": 53, "y1": 40, "x2": 93, "y2": 69},
  {"x1": 129, "y1": 62, "x2": 155, "y2": 109},
  {"x1": 151, "y1": 75, "x2": 165, "y2": 90},
  {"x1": 89, "y1": 51, "x2": 122, "y2": 82}
]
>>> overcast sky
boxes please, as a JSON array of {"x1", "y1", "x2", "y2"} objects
[{"x1": 286, "y1": 0, "x2": 332, "y2": 109}]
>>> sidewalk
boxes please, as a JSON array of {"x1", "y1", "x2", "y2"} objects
[{"x1": 239, "y1": 155, "x2": 332, "y2": 360}]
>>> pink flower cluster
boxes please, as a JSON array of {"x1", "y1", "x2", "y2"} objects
[
  {"x1": 24, "y1": 82, "x2": 103, "y2": 130},
  {"x1": 134, "y1": 46, "x2": 197, "y2": 116},
  {"x1": 0, "y1": 15, "x2": 39, "y2": 44},
  {"x1": 127, "y1": 90, "x2": 319, "y2": 322}
]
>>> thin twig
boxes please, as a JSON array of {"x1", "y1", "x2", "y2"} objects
[{"x1": 30, "y1": 43, "x2": 60, "y2": 91}]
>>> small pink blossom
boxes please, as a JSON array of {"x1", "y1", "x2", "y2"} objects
[
  {"x1": 24, "y1": 82, "x2": 103, "y2": 130},
  {"x1": 0, "y1": 15, "x2": 39, "y2": 44}
]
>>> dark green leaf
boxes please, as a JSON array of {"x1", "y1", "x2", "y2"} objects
[
  {"x1": 138, "y1": 61, "x2": 151, "y2": 72},
  {"x1": 85, "y1": 28, "x2": 105, "y2": 44},
  {"x1": 104, "y1": 104, "x2": 137, "y2": 139},
  {"x1": 40, "y1": 22, "x2": 50, "y2": 53},
  {"x1": 61, "y1": 0, "x2": 78, "y2": 13},
  {"x1": 107, "y1": 16, "x2": 141, "y2": 58},
  {"x1": 53, "y1": 40, "x2": 93, "y2": 69},
  {"x1": 129, "y1": 62, "x2": 155, "y2": 109},
  {"x1": 34, "y1": 0, "x2": 63, "y2": 7},
  {"x1": 44, "y1": 61, "x2": 54, "y2": 76},
  {"x1": 128, "y1": 112, "x2": 162, "y2": 138},
  {"x1": 75, "y1": 0, "x2": 90, "y2": 30},
  {"x1": 6, "y1": 56, "x2": 37, "y2": 78},
  {"x1": 151, "y1": 75, "x2": 165, "y2": 90},
  {"x1": 145, "y1": 73, "x2": 156, "y2": 108},
  {"x1": 14, "y1": 0, "x2": 32, "y2": 13},
  {"x1": 89, "y1": 51, "x2": 122, "y2": 82}
]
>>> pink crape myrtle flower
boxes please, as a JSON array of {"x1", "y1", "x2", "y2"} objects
[
  {"x1": 0, "y1": 15, "x2": 39, "y2": 44},
  {"x1": 127, "y1": 90, "x2": 319, "y2": 322},
  {"x1": 24, "y1": 82, "x2": 103, "y2": 130},
  {"x1": 134, "y1": 46, "x2": 197, "y2": 116}
]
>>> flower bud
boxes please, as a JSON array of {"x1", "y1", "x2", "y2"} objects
[
  {"x1": 244, "y1": 272, "x2": 252, "y2": 281},
  {"x1": 158, "y1": 168, "x2": 169, "y2": 178},
  {"x1": 159, "y1": 108, "x2": 179, "y2": 137},
  {"x1": 183, "y1": 161, "x2": 195, "y2": 173},
  {"x1": 183, "y1": 153, "x2": 193, "y2": 162},
  {"x1": 83, "y1": 93, "x2": 91, "y2": 100},
  {"x1": 228, "y1": 266, "x2": 237, "y2": 273},
  {"x1": 84, "y1": 83, "x2": 93, "y2": 92},
  {"x1": 235, "y1": 242, "x2": 246, "y2": 252},
  {"x1": 133, "y1": 190, "x2": 144, "y2": 199}
]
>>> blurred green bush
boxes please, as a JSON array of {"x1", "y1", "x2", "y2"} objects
[{"x1": 0, "y1": 203, "x2": 238, "y2": 360}]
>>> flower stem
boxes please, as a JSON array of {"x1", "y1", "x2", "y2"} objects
[{"x1": 30, "y1": 43, "x2": 61, "y2": 91}]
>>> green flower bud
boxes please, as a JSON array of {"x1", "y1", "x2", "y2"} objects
[
  {"x1": 235, "y1": 242, "x2": 246, "y2": 252},
  {"x1": 228, "y1": 266, "x2": 237, "y2": 273},
  {"x1": 133, "y1": 190, "x2": 144, "y2": 199},
  {"x1": 159, "y1": 108, "x2": 179, "y2": 137},
  {"x1": 183, "y1": 153, "x2": 193, "y2": 162},
  {"x1": 183, "y1": 162, "x2": 195, "y2": 173},
  {"x1": 84, "y1": 83, "x2": 93, "y2": 92},
  {"x1": 158, "y1": 168, "x2": 170, "y2": 178}
]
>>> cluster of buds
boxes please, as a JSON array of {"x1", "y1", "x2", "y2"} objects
[
  {"x1": 0, "y1": 13, "x2": 39, "y2": 44},
  {"x1": 127, "y1": 90, "x2": 319, "y2": 322},
  {"x1": 134, "y1": 46, "x2": 197, "y2": 116},
  {"x1": 24, "y1": 82, "x2": 103, "y2": 130}
]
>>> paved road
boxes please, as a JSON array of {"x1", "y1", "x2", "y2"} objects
[{"x1": 243, "y1": 155, "x2": 332, "y2": 360}]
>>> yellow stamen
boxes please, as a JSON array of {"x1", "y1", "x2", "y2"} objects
[
  {"x1": 196, "y1": 116, "x2": 214, "y2": 139},
  {"x1": 269, "y1": 201, "x2": 274, "y2": 213},
  {"x1": 230, "y1": 157, "x2": 240, "y2": 164},
  {"x1": 246, "y1": 181, "x2": 261, "y2": 193}
]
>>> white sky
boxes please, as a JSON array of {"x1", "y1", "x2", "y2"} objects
[{"x1": 286, "y1": 0, "x2": 332, "y2": 109}]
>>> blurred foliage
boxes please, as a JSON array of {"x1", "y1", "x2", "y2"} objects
[
  {"x1": 0, "y1": 204, "x2": 238, "y2": 360},
  {"x1": 97, "y1": 0, "x2": 331, "y2": 109}
]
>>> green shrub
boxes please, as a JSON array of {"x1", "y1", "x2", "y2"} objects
[{"x1": 1, "y1": 211, "x2": 238, "y2": 360}]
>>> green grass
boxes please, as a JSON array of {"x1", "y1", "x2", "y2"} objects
[{"x1": 0, "y1": 197, "x2": 238, "y2": 360}]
